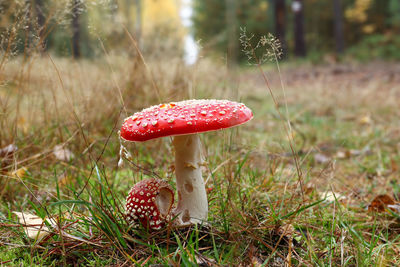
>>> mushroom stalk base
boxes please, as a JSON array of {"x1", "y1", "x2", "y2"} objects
[{"x1": 173, "y1": 134, "x2": 208, "y2": 225}]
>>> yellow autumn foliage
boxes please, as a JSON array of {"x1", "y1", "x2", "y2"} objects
[
  {"x1": 87, "y1": 0, "x2": 184, "y2": 40},
  {"x1": 362, "y1": 24, "x2": 376, "y2": 34},
  {"x1": 141, "y1": 0, "x2": 185, "y2": 53},
  {"x1": 345, "y1": 0, "x2": 372, "y2": 23},
  {"x1": 143, "y1": 0, "x2": 183, "y2": 33},
  {"x1": 259, "y1": 1, "x2": 268, "y2": 12}
]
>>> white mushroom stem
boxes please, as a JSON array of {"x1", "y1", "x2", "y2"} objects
[{"x1": 173, "y1": 134, "x2": 208, "y2": 225}]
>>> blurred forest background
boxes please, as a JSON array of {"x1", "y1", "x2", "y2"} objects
[{"x1": 1, "y1": 0, "x2": 400, "y2": 64}]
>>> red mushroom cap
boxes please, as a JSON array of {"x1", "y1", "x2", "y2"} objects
[
  {"x1": 120, "y1": 99, "x2": 253, "y2": 142},
  {"x1": 126, "y1": 179, "x2": 174, "y2": 230}
]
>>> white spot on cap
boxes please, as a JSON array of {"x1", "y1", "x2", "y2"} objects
[
  {"x1": 200, "y1": 111, "x2": 207, "y2": 115},
  {"x1": 219, "y1": 111, "x2": 226, "y2": 115},
  {"x1": 187, "y1": 121, "x2": 192, "y2": 125},
  {"x1": 152, "y1": 121, "x2": 157, "y2": 126},
  {"x1": 168, "y1": 119, "x2": 174, "y2": 124},
  {"x1": 142, "y1": 122, "x2": 148, "y2": 128}
]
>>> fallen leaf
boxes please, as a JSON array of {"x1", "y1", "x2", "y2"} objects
[
  {"x1": 53, "y1": 145, "x2": 74, "y2": 161},
  {"x1": 11, "y1": 167, "x2": 27, "y2": 178},
  {"x1": 368, "y1": 194, "x2": 396, "y2": 212},
  {"x1": 195, "y1": 254, "x2": 216, "y2": 266},
  {"x1": 335, "y1": 147, "x2": 371, "y2": 159},
  {"x1": 58, "y1": 174, "x2": 73, "y2": 187},
  {"x1": 359, "y1": 115, "x2": 372, "y2": 125},
  {"x1": 0, "y1": 144, "x2": 17, "y2": 157},
  {"x1": 319, "y1": 191, "x2": 346, "y2": 202},
  {"x1": 0, "y1": 144, "x2": 17, "y2": 171},
  {"x1": 13, "y1": 211, "x2": 56, "y2": 241},
  {"x1": 388, "y1": 204, "x2": 400, "y2": 213},
  {"x1": 349, "y1": 149, "x2": 362, "y2": 156},
  {"x1": 275, "y1": 224, "x2": 295, "y2": 240},
  {"x1": 335, "y1": 151, "x2": 347, "y2": 159},
  {"x1": 314, "y1": 153, "x2": 330, "y2": 164}
]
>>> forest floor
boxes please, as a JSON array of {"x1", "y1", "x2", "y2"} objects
[{"x1": 1, "y1": 55, "x2": 400, "y2": 266}]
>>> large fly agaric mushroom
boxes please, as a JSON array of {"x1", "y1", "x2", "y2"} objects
[{"x1": 121, "y1": 99, "x2": 253, "y2": 227}]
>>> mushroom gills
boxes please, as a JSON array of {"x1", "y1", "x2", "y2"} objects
[{"x1": 155, "y1": 188, "x2": 174, "y2": 216}]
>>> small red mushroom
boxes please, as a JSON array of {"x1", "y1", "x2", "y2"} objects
[{"x1": 126, "y1": 178, "x2": 174, "y2": 230}]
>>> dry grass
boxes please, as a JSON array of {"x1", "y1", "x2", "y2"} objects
[{"x1": 1, "y1": 50, "x2": 400, "y2": 265}]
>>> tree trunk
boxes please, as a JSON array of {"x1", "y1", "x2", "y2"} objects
[
  {"x1": 274, "y1": 0, "x2": 287, "y2": 58},
  {"x1": 333, "y1": 0, "x2": 345, "y2": 54},
  {"x1": 71, "y1": 0, "x2": 81, "y2": 59},
  {"x1": 293, "y1": 0, "x2": 306, "y2": 57},
  {"x1": 226, "y1": 0, "x2": 238, "y2": 67}
]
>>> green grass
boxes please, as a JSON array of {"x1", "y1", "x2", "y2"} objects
[{"x1": 1, "y1": 52, "x2": 400, "y2": 266}]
